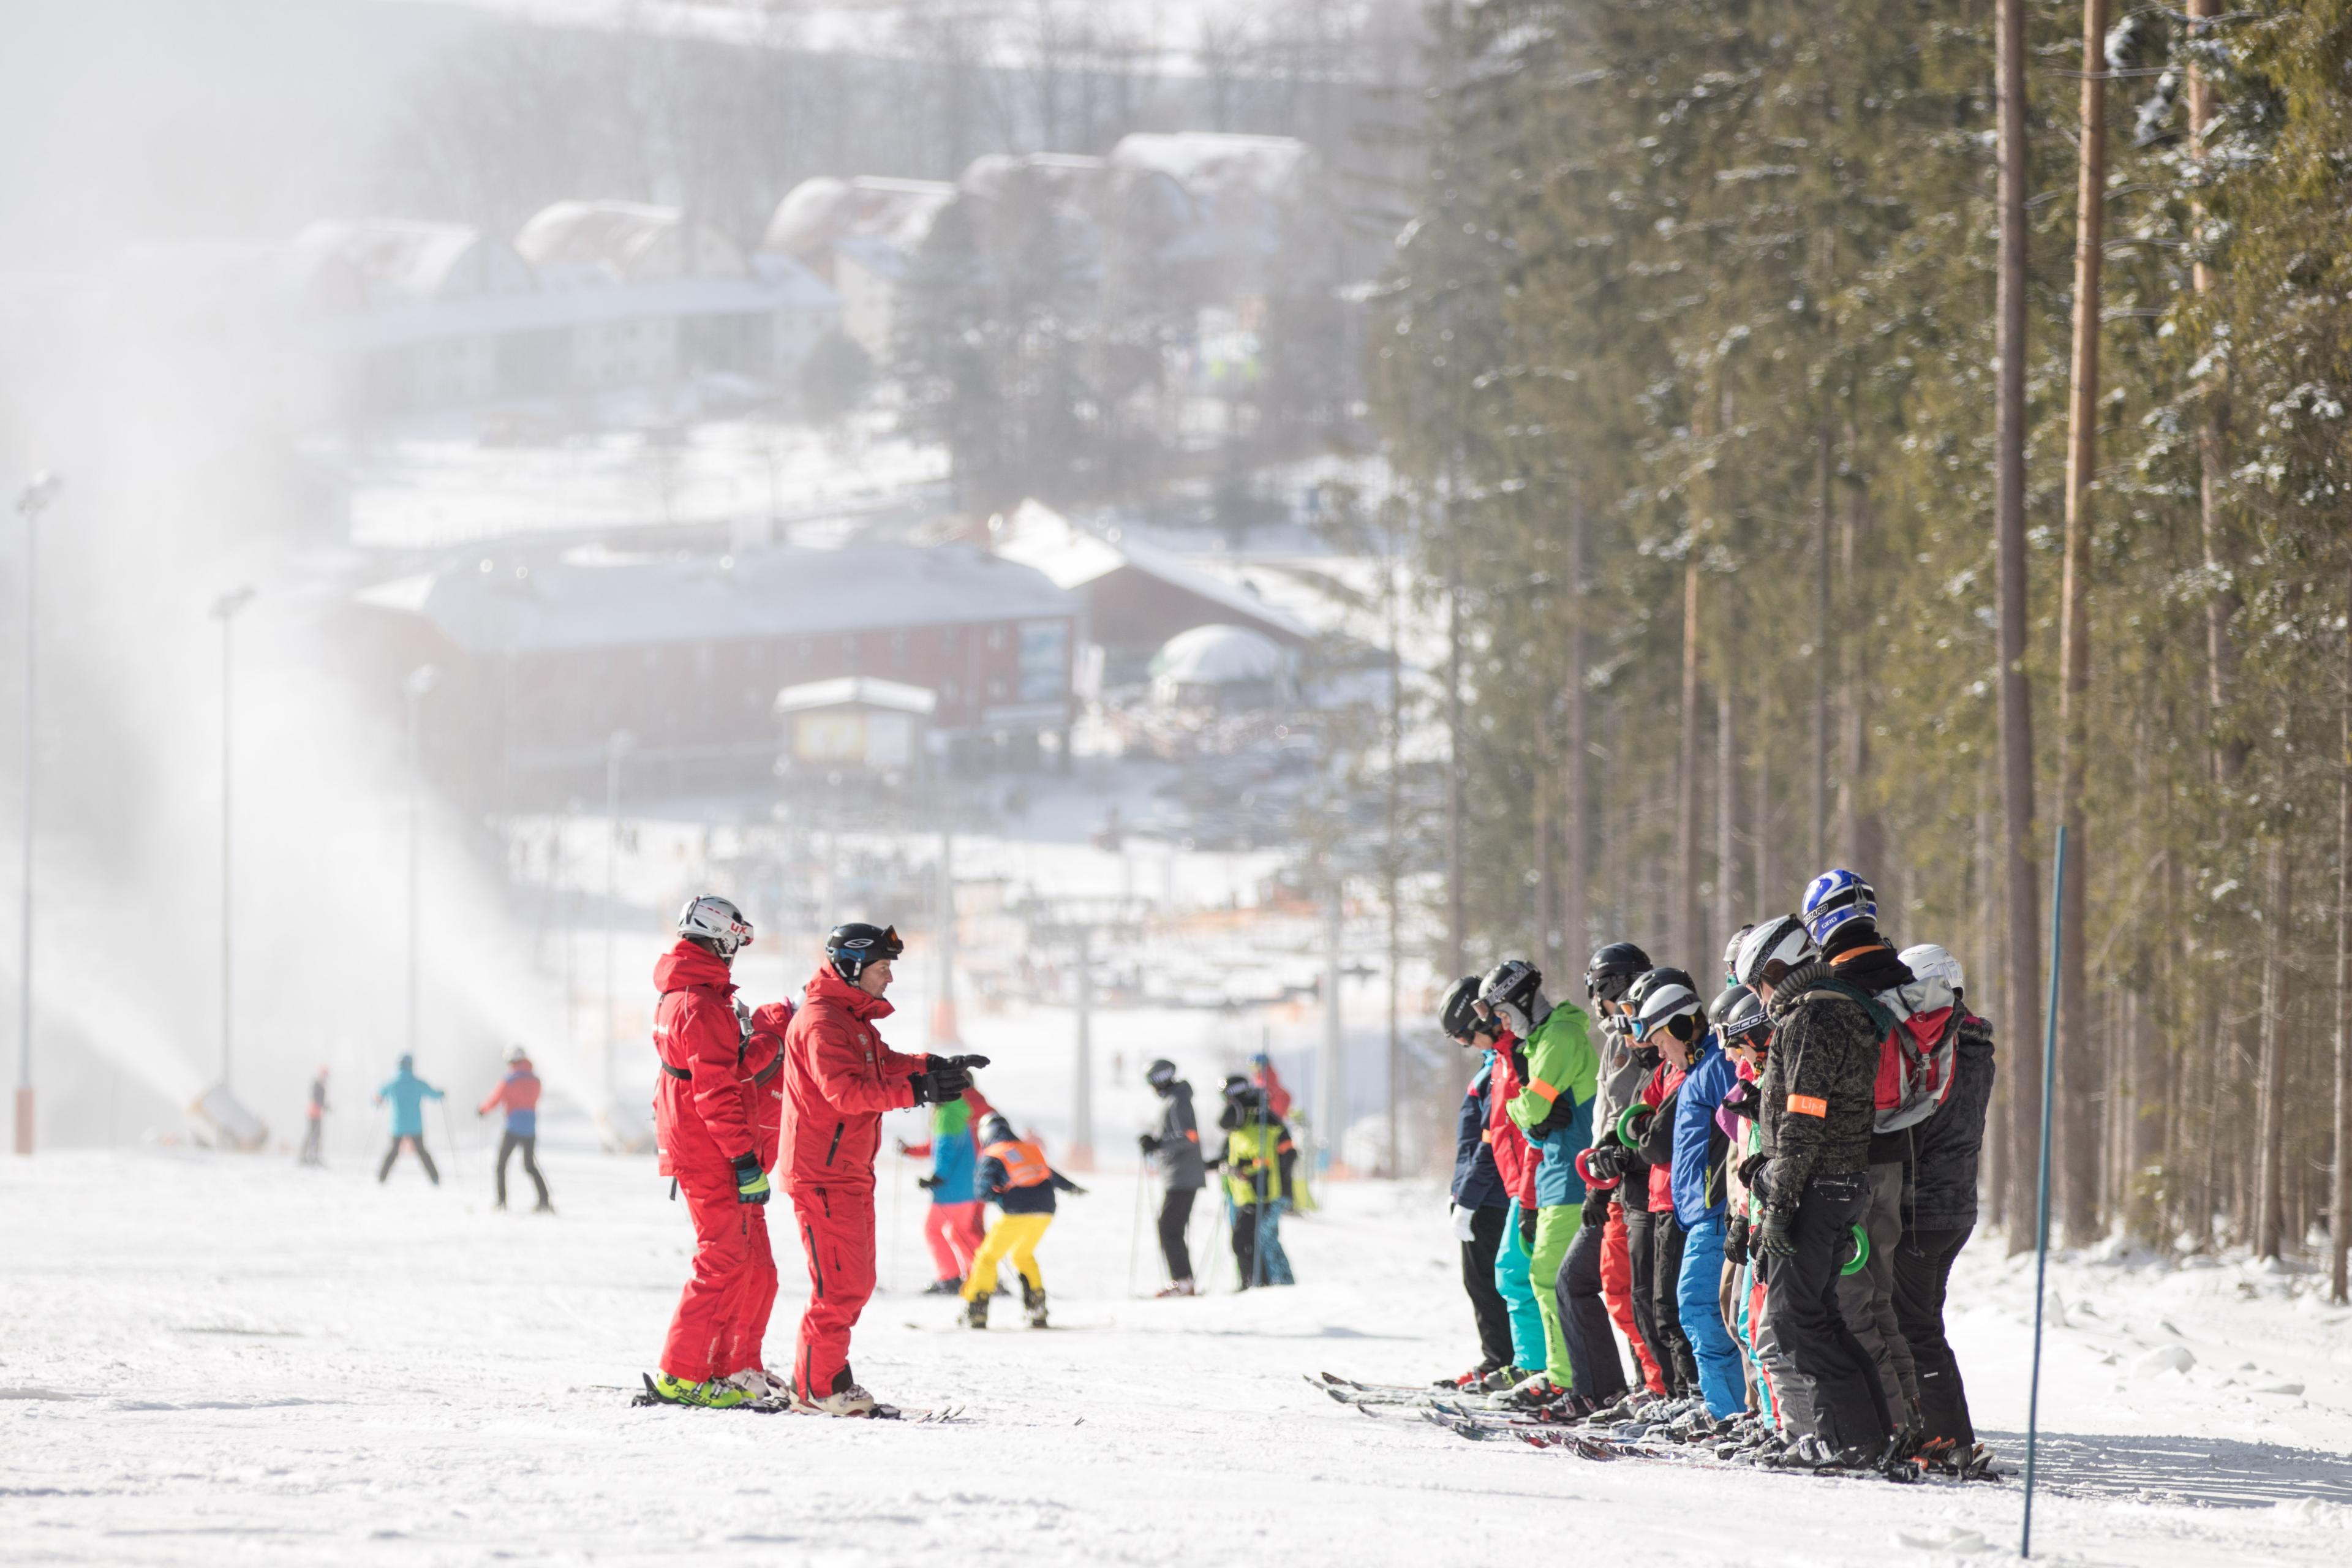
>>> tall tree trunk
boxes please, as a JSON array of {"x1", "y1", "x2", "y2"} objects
[
  {"x1": 2185, "y1": 0, "x2": 2242, "y2": 783},
  {"x1": 1534, "y1": 777, "x2": 1556, "y2": 981},
  {"x1": 1834, "y1": 478, "x2": 1881, "y2": 872},
  {"x1": 2255, "y1": 839, "x2": 2293, "y2": 1261},
  {"x1": 1676, "y1": 556, "x2": 1702, "y2": 962},
  {"x1": 2057, "y1": 0, "x2": 2109, "y2": 1249},
  {"x1": 1566, "y1": 492, "x2": 1590, "y2": 968},
  {"x1": 1996, "y1": 0, "x2": 2044, "y2": 1255},
  {"x1": 1716, "y1": 666, "x2": 1735, "y2": 961},
  {"x1": 1753, "y1": 707, "x2": 1773, "y2": 931},
  {"x1": 2335, "y1": 567, "x2": 2352, "y2": 1300},
  {"x1": 1812, "y1": 428, "x2": 1833, "y2": 870},
  {"x1": 1444, "y1": 554, "x2": 1464, "y2": 979}
]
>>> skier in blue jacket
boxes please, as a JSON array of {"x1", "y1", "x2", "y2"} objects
[
  {"x1": 1669, "y1": 987, "x2": 1750, "y2": 1422},
  {"x1": 374, "y1": 1054, "x2": 446, "y2": 1185}
]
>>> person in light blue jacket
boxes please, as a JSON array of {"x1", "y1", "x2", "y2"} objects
[
  {"x1": 1668, "y1": 987, "x2": 1751, "y2": 1422},
  {"x1": 374, "y1": 1054, "x2": 445, "y2": 1185}
]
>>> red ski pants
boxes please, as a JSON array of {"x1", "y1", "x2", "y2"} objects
[
  {"x1": 790, "y1": 1183, "x2": 878, "y2": 1400},
  {"x1": 923, "y1": 1199, "x2": 986, "y2": 1283},
  {"x1": 660, "y1": 1165, "x2": 778, "y2": 1384},
  {"x1": 1603, "y1": 1200, "x2": 1667, "y2": 1395}
]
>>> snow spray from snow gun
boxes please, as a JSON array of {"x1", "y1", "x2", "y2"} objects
[{"x1": 2022, "y1": 824, "x2": 2067, "y2": 1559}]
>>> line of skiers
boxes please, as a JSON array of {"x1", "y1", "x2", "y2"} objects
[
  {"x1": 1442, "y1": 867, "x2": 1997, "y2": 1477},
  {"x1": 1140, "y1": 1060, "x2": 1303, "y2": 1292}
]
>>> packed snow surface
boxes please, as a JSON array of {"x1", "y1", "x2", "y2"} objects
[{"x1": 7, "y1": 1146, "x2": 2352, "y2": 1565}]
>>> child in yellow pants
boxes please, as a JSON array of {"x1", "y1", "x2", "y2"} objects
[{"x1": 962, "y1": 1115, "x2": 1084, "y2": 1328}]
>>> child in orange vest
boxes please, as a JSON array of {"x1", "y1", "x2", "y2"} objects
[{"x1": 962, "y1": 1115, "x2": 1086, "y2": 1329}]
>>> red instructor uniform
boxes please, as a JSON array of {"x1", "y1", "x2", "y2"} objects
[
  {"x1": 652, "y1": 940, "x2": 788, "y2": 1385},
  {"x1": 779, "y1": 965, "x2": 933, "y2": 1401}
]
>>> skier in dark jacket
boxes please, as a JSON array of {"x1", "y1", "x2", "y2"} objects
[
  {"x1": 1894, "y1": 943, "x2": 1996, "y2": 1472},
  {"x1": 1137, "y1": 1059, "x2": 1207, "y2": 1296},
  {"x1": 1738, "y1": 913, "x2": 1890, "y2": 1466},
  {"x1": 1441, "y1": 976, "x2": 1515, "y2": 1386}
]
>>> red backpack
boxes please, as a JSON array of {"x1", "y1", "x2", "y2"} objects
[{"x1": 1869, "y1": 976, "x2": 1964, "y2": 1134}]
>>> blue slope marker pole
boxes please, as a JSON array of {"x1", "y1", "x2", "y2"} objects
[{"x1": 2022, "y1": 823, "x2": 2067, "y2": 1558}]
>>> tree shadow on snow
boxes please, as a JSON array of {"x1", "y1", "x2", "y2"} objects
[{"x1": 1984, "y1": 1430, "x2": 2352, "y2": 1509}]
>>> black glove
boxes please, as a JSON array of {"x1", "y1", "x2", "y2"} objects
[
  {"x1": 1724, "y1": 1214, "x2": 1751, "y2": 1267},
  {"x1": 1737, "y1": 1150, "x2": 1771, "y2": 1188},
  {"x1": 1623, "y1": 1105, "x2": 1655, "y2": 1145},
  {"x1": 1065, "y1": 1184, "x2": 1090, "y2": 1196},
  {"x1": 916, "y1": 1174, "x2": 943, "y2": 1191},
  {"x1": 910, "y1": 1061, "x2": 974, "y2": 1104},
  {"x1": 1759, "y1": 1207, "x2": 1798, "y2": 1258},
  {"x1": 1581, "y1": 1189, "x2": 1613, "y2": 1229},
  {"x1": 731, "y1": 1152, "x2": 771, "y2": 1206},
  {"x1": 1518, "y1": 1205, "x2": 1538, "y2": 1246},
  {"x1": 1584, "y1": 1144, "x2": 1626, "y2": 1184},
  {"x1": 941, "y1": 1053, "x2": 992, "y2": 1072},
  {"x1": 1138, "y1": 1133, "x2": 1161, "y2": 1155},
  {"x1": 1721, "y1": 1081, "x2": 1760, "y2": 1118}
]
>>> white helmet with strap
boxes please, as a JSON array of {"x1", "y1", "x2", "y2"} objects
[{"x1": 676, "y1": 894, "x2": 755, "y2": 958}]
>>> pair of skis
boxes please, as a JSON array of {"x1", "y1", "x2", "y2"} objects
[{"x1": 630, "y1": 1374, "x2": 962, "y2": 1423}]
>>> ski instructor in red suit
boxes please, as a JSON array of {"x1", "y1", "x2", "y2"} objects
[{"x1": 782, "y1": 922, "x2": 988, "y2": 1415}]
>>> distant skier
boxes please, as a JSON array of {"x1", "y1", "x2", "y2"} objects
[
  {"x1": 897, "y1": 1090, "x2": 989, "y2": 1294},
  {"x1": 478, "y1": 1046, "x2": 552, "y2": 1213},
  {"x1": 298, "y1": 1067, "x2": 329, "y2": 1167},
  {"x1": 780, "y1": 921, "x2": 987, "y2": 1415},
  {"x1": 962, "y1": 1113, "x2": 1085, "y2": 1329},
  {"x1": 1210, "y1": 1076, "x2": 1297, "y2": 1288},
  {"x1": 1137, "y1": 1058, "x2": 1206, "y2": 1296},
  {"x1": 373, "y1": 1055, "x2": 444, "y2": 1184},
  {"x1": 1249, "y1": 1052, "x2": 1293, "y2": 1118}
]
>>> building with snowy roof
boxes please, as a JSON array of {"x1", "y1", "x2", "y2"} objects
[
  {"x1": 355, "y1": 542, "x2": 1077, "y2": 801},
  {"x1": 989, "y1": 499, "x2": 1310, "y2": 687},
  {"x1": 760, "y1": 176, "x2": 958, "y2": 361}
]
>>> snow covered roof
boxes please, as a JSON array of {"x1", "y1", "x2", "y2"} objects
[
  {"x1": 990, "y1": 500, "x2": 1312, "y2": 644},
  {"x1": 775, "y1": 676, "x2": 939, "y2": 716},
  {"x1": 291, "y1": 221, "x2": 536, "y2": 307},
  {"x1": 1107, "y1": 134, "x2": 1313, "y2": 265},
  {"x1": 307, "y1": 259, "x2": 835, "y2": 353},
  {"x1": 760, "y1": 176, "x2": 959, "y2": 267},
  {"x1": 355, "y1": 543, "x2": 1075, "y2": 657},
  {"x1": 1150, "y1": 624, "x2": 1286, "y2": 685},
  {"x1": 516, "y1": 201, "x2": 748, "y2": 286},
  {"x1": 959, "y1": 152, "x2": 1106, "y2": 205}
]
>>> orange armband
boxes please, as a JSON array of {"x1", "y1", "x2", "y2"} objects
[{"x1": 1785, "y1": 1093, "x2": 1828, "y2": 1119}]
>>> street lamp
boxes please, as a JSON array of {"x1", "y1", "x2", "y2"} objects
[
  {"x1": 402, "y1": 664, "x2": 440, "y2": 1063},
  {"x1": 13, "y1": 471, "x2": 61, "y2": 1157},
  {"x1": 603, "y1": 729, "x2": 635, "y2": 1104},
  {"x1": 211, "y1": 587, "x2": 254, "y2": 1095}
]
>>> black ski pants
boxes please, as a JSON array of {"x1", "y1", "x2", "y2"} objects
[
  {"x1": 496, "y1": 1131, "x2": 550, "y2": 1208},
  {"x1": 1555, "y1": 1207, "x2": 1630, "y2": 1403},
  {"x1": 1622, "y1": 1202, "x2": 1663, "y2": 1390},
  {"x1": 1649, "y1": 1210, "x2": 1699, "y2": 1397},
  {"x1": 378, "y1": 1134, "x2": 439, "y2": 1185},
  {"x1": 1893, "y1": 1224, "x2": 1976, "y2": 1448},
  {"x1": 1159, "y1": 1184, "x2": 1199, "y2": 1283},
  {"x1": 1231, "y1": 1201, "x2": 1261, "y2": 1288},
  {"x1": 1460, "y1": 1202, "x2": 1513, "y2": 1370},
  {"x1": 1763, "y1": 1170, "x2": 1887, "y2": 1453}
]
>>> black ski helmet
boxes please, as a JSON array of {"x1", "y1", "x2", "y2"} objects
[
  {"x1": 981, "y1": 1113, "x2": 1014, "y2": 1144},
  {"x1": 1145, "y1": 1058, "x2": 1178, "y2": 1090},
  {"x1": 1439, "y1": 974, "x2": 1483, "y2": 1044},
  {"x1": 1585, "y1": 941, "x2": 1653, "y2": 1003},
  {"x1": 1479, "y1": 959, "x2": 1545, "y2": 1038},
  {"x1": 825, "y1": 921, "x2": 904, "y2": 982},
  {"x1": 1713, "y1": 984, "x2": 1770, "y2": 1050}
]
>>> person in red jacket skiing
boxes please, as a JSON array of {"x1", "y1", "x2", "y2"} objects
[
  {"x1": 646, "y1": 894, "x2": 780, "y2": 1410},
  {"x1": 781, "y1": 921, "x2": 988, "y2": 1416}
]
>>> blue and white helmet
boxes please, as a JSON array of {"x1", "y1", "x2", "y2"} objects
[{"x1": 1800, "y1": 869, "x2": 1877, "y2": 946}]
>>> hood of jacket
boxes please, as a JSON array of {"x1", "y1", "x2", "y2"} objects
[{"x1": 653, "y1": 938, "x2": 736, "y2": 997}]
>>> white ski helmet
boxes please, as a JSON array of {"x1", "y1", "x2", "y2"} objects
[
  {"x1": 676, "y1": 894, "x2": 755, "y2": 958},
  {"x1": 504, "y1": 1044, "x2": 529, "y2": 1065},
  {"x1": 1633, "y1": 979, "x2": 1704, "y2": 1046},
  {"x1": 1735, "y1": 915, "x2": 1817, "y2": 991},
  {"x1": 1899, "y1": 943, "x2": 1966, "y2": 998}
]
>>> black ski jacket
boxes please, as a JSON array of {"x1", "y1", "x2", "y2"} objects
[
  {"x1": 1758, "y1": 959, "x2": 1883, "y2": 1209},
  {"x1": 1905, "y1": 1015, "x2": 1996, "y2": 1232},
  {"x1": 1146, "y1": 1082, "x2": 1208, "y2": 1191},
  {"x1": 1452, "y1": 1059, "x2": 1507, "y2": 1210}
]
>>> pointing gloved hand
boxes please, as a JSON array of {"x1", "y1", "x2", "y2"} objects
[
  {"x1": 916, "y1": 1174, "x2": 943, "y2": 1191},
  {"x1": 731, "y1": 1152, "x2": 771, "y2": 1206},
  {"x1": 1758, "y1": 1207, "x2": 1798, "y2": 1259},
  {"x1": 910, "y1": 1060, "x2": 974, "y2": 1104}
]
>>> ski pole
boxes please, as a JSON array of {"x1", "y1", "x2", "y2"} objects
[
  {"x1": 891, "y1": 1146, "x2": 905, "y2": 1295},
  {"x1": 1128, "y1": 1153, "x2": 1147, "y2": 1296}
]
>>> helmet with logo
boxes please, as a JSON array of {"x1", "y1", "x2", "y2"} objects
[
  {"x1": 824, "y1": 921, "x2": 903, "y2": 982},
  {"x1": 1584, "y1": 942, "x2": 1653, "y2": 1004},
  {"x1": 1735, "y1": 915, "x2": 1818, "y2": 990},
  {"x1": 1479, "y1": 959, "x2": 1547, "y2": 1038},
  {"x1": 1439, "y1": 975, "x2": 1484, "y2": 1044},
  {"x1": 677, "y1": 894, "x2": 755, "y2": 958},
  {"x1": 1800, "y1": 869, "x2": 1877, "y2": 947}
]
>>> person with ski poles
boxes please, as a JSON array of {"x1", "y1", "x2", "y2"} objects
[
  {"x1": 1208, "y1": 1076, "x2": 1297, "y2": 1287},
  {"x1": 961, "y1": 1113, "x2": 1086, "y2": 1328},
  {"x1": 780, "y1": 921, "x2": 989, "y2": 1415},
  {"x1": 1439, "y1": 976, "x2": 1517, "y2": 1389},
  {"x1": 1485, "y1": 956, "x2": 1599, "y2": 1409},
  {"x1": 1136, "y1": 1058, "x2": 1207, "y2": 1297},
  {"x1": 478, "y1": 1046, "x2": 553, "y2": 1212},
  {"x1": 898, "y1": 1089, "x2": 987, "y2": 1294},
  {"x1": 373, "y1": 1055, "x2": 444, "y2": 1185}
]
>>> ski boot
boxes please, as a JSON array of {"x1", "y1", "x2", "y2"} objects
[
  {"x1": 1958, "y1": 1442, "x2": 2000, "y2": 1481},
  {"x1": 646, "y1": 1373, "x2": 755, "y2": 1409},
  {"x1": 1499, "y1": 1373, "x2": 1568, "y2": 1411},
  {"x1": 1154, "y1": 1278, "x2": 1197, "y2": 1298},
  {"x1": 1437, "y1": 1359, "x2": 1504, "y2": 1391},
  {"x1": 792, "y1": 1370, "x2": 879, "y2": 1418},
  {"x1": 963, "y1": 1294, "x2": 990, "y2": 1330},
  {"x1": 1021, "y1": 1278, "x2": 1049, "y2": 1329},
  {"x1": 922, "y1": 1278, "x2": 963, "y2": 1296},
  {"x1": 1477, "y1": 1364, "x2": 1532, "y2": 1395}
]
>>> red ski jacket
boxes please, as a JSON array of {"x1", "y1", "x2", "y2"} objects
[
  {"x1": 652, "y1": 940, "x2": 752, "y2": 1178},
  {"x1": 1486, "y1": 1030, "x2": 1538, "y2": 1206},
  {"x1": 1640, "y1": 1061, "x2": 1687, "y2": 1213},
  {"x1": 746, "y1": 1002, "x2": 793, "y2": 1172},
  {"x1": 780, "y1": 967, "x2": 932, "y2": 1193}
]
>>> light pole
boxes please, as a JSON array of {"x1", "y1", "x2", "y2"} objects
[
  {"x1": 212, "y1": 587, "x2": 254, "y2": 1094},
  {"x1": 402, "y1": 665, "x2": 440, "y2": 1064},
  {"x1": 13, "y1": 472, "x2": 61, "y2": 1156},
  {"x1": 603, "y1": 729, "x2": 635, "y2": 1104}
]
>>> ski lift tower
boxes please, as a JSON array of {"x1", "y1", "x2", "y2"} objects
[{"x1": 1007, "y1": 893, "x2": 1150, "y2": 1171}]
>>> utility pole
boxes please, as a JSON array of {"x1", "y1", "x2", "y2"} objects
[
  {"x1": 1995, "y1": 0, "x2": 2045, "y2": 1250},
  {"x1": 603, "y1": 729, "x2": 635, "y2": 1105},
  {"x1": 402, "y1": 664, "x2": 440, "y2": 1068},
  {"x1": 1322, "y1": 875, "x2": 1343, "y2": 1172},
  {"x1": 213, "y1": 587, "x2": 254, "y2": 1093},
  {"x1": 12, "y1": 472, "x2": 60, "y2": 1156},
  {"x1": 1444, "y1": 556, "x2": 1464, "y2": 979},
  {"x1": 2056, "y1": 0, "x2": 2109, "y2": 1246}
]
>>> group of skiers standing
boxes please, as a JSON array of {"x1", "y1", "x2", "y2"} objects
[
  {"x1": 1138, "y1": 1058, "x2": 1302, "y2": 1293},
  {"x1": 1444, "y1": 868, "x2": 1997, "y2": 1477}
]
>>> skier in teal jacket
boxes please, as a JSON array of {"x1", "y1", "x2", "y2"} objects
[{"x1": 374, "y1": 1054, "x2": 446, "y2": 1185}]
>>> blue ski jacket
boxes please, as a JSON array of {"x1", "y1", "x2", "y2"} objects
[
  {"x1": 1671, "y1": 1041, "x2": 1738, "y2": 1227},
  {"x1": 377, "y1": 1068, "x2": 445, "y2": 1137},
  {"x1": 1451, "y1": 1057, "x2": 1506, "y2": 1209}
]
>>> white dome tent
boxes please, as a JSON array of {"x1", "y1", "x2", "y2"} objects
[{"x1": 1149, "y1": 623, "x2": 1288, "y2": 710}]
